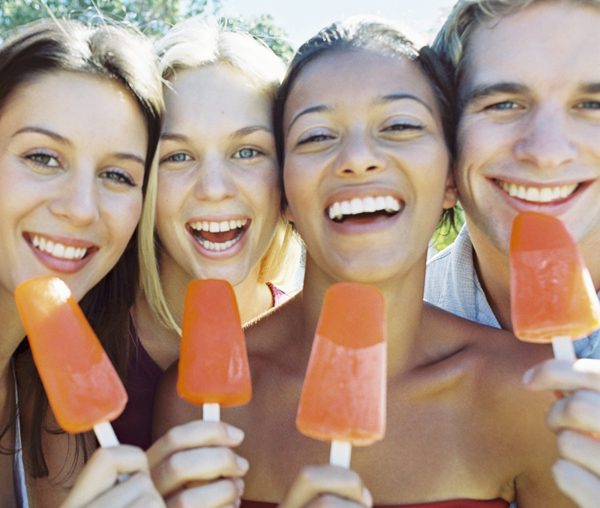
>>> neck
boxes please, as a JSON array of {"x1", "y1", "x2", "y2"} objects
[
  {"x1": 467, "y1": 219, "x2": 513, "y2": 331},
  {"x1": 301, "y1": 256, "x2": 426, "y2": 376}
]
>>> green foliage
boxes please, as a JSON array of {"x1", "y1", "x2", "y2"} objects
[
  {"x1": 431, "y1": 203, "x2": 464, "y2": 253},
  {"x1": 0, "y1": 0, "x2": 293, "y2": 60},
  {"x1": 222, "y1": 13, "x2": 294, "y2": 63}
]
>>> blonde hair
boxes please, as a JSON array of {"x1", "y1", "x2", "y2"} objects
[
  {"x1": 433, "y1": 0, "x2": 600, "y2": 84},
  {"x1": 139, "y1": 17, "x2": 301, "y2": 332}
]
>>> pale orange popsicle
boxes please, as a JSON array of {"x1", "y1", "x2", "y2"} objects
[
  {"x1": 177, "y1": 279, "x2": 251, "y2": 410},
  {"x1": 15, "y1": 276, "x2": 127, "y2": 435},
  {"x1": 510, "y1": 212, "x2": 600, "y2": 345},
  {"x1": 296, "y1": 282, "x2": 386, "y2": 450}
]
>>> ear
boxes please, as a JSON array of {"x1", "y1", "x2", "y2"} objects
[{"x1": 442, "y1": 171, "x2": 458, "y2": 210}]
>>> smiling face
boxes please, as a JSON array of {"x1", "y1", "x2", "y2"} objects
[
  {"x1": 0, "y1": 71, "x2": 147, "y2": 301},
  {"x1": 283, "y1": 48, "x2": 454, "y2": 285},
  {"x1": 156, "y1": 64, "x2": 281, "y2": 287},
  {"x1": 456, "y1": 2, "x2": 600, "y2": 259}
]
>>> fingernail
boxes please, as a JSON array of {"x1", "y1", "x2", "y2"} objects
[
  {"x1": 236, "y1": 456, "x2": 249, "y2": 472},
  {"x1": 234, "y1": 478, "x2": 245, "y2": 494},
  {"x1": 227, "y1": 426, "x2": 244, "y2": 441},
  {"x1": 362, "y1": 487, "x2": 373, "y2": 506},
  {"x1": 522, "y1": 367, "x2": 534, "y2": 385}
]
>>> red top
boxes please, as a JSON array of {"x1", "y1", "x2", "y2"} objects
[{"x1": 242, "y1": 500, "x2": 509, "y2": 508}]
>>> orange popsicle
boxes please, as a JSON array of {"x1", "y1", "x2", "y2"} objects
[
  {"x1": 15, "y1": 276, "x2": 127, "y2": 438},
  {"x1": 177, "y1": 279, "x2": 251, "y2": 420},
  {"x1": 296, "y1": 282, "x2": 386, "y2": 466},
  {"x1": 510, "y1": 212, "x2": 600, "y2": 358}
]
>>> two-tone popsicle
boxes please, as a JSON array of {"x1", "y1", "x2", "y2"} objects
[{"x1": 296, "y1": 282, "x2": 386, "y2": 467}]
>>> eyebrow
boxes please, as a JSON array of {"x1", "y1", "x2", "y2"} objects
[
  {"x1": 287, "y1": 93, "x2": 434, "y2": 131},
  {"x1": 12, "y1": 126, "x2": 72, "y2": 145},
  {"x1": 161, "y1": 125, "x2": 272, "y2": 143},
  {"x1": 14, "y1": 126, "x2": 144, "y2": 166},
  {"x1": 379, "y1": 93, "x2": 434, "y2": 114},
  {"x1": 461, "y1": 82, "x2": 529, "y2": 105},
  {"x1": 579, "y1": 82, "x2": 600, "y2": 94},
  {"x1": 287, "y1": 105, "x2": 330, "y2": 131}
]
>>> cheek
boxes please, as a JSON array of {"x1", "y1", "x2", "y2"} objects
[{"x1": 109, "y1": 194, "x2": 143, "y2": 246}]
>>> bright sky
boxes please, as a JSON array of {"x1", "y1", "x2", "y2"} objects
[{"x1": 219, "y1": 0, "x2": 455, "y2": 48}]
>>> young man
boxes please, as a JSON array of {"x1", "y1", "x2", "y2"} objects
[
  {"x1": 426, "y1": 2, "x2": 600, "y2": 505},
  {"x1": 426, "y1": 0, "x2": 600, "y2": 360}
]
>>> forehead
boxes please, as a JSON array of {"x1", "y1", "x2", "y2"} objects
[
  {"x1": 285, "y1": 48, "x2": 438, "y2": 118},
  {"x1": 462, "y1": 2, "x2": 600, "y2": 92},
  {"x1": 164, "y1": 64, "x2": 271, "y2": 125}
]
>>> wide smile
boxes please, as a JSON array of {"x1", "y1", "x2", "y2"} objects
[
  {"x1": 24, "y1": 232, "x2": 97, "y2": 273},
  {"x1": 326, "y1": 195, "x2": 402, "y2": 223},
  {"x1": 187, "y1": 218, "x2": 250, "y2": 253},
  {"x1": 494, "y1": 179, "x2": 582, "y2": 204}
]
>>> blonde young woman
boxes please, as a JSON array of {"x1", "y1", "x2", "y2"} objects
[
  {"x1": 153, "y1": 18, "x2": 597, "y2": 507},
  {"x1": 112, "y1": 19, "x2": 301, "y2": 450}
]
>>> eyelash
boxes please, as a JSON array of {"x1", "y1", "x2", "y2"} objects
[
  {"x1": 162, "y1": 152, "x2": 192, "y2": 163},
  {"x1": 297, "y1": 133, "x2": 334, "y2": 145},
  {"x1": 101, "y1": 169, "x2": 136, "y2": 187},
  {"x1": 25, "y1": 151, "x2": 61, "y2": 168},
  {"x1": 484, "y1": 100, "x2": 520, "y2": 111},
  {"x1": 383, "y1": 122, "x2": 423, "y2": 132}
]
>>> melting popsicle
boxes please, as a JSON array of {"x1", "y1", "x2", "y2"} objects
[
  {"x1": 177, "y1": 279, "x2": 251, "y2": 421},
  {"x1": 15, "y1": 276, "x2": 126, "y2": 447},
  {"x1": 296, "y1": 282, "x2": 386, "y2": 467},
  {"x1": 510, "y1": 211, "x2": 600, "y2": 360}
]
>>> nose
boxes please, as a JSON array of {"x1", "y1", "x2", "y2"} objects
[
  {"x1": 48, "y1": 168, "x2": 100, "y2": 226},
  {"x1": 514, "y1": 104, "x2": 577, "y2": 170},
  {"x1": 193, "y1": 154, "x2": 236, "y2": 201},
  {"x1": 334, "y1": 129, "x2": 384, "y2": 176}
]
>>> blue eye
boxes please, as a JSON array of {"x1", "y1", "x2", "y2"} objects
[
  {"x1": 576, "y1": 100, "x2": 600, "y2": 110},
  {"x1": 233, "y1": 147, "x2": 261, "y2": 159},
  {"x1": 163, "y1": 152, "x2": 191, "y2": 163},
  {"x1": 486, "y1": 101, "x2": 519, "y2": 111}
]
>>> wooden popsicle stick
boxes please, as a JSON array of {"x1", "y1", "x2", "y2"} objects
[
  {"x1": 552, "y1": 335, "x2": 577, "y2": 361},
  {"x1": 93, "y1": 421, "x2": 120, "y2": 447},
  {"x1": 203, "y1": 402, "x2": 220, "y2": 422},
  {"x1": 330, "y1": 440, "x2": 352, "y2": 468}
]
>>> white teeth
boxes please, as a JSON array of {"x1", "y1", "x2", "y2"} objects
[
  {"x1": 196, "y1": 236, "x2": 239, "y2": 252},
  {"x1": 498, "y1": 181, "x2": 577, "y2": 203},
  {"x1": 190, "y1": 218, "x2": 248, "y2": 233},
  {"x1": 327, "y1": 195, "x2": 401, "y2": 220},
  {"x1": 31, "y1": 235, "x2": 87, "y2": 260}
]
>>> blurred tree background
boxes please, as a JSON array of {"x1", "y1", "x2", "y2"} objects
[{"x1": 0, "y1": 0, "x2": 294, "y2": 60}]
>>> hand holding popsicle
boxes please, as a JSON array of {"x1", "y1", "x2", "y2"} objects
[
  {"x1": 510, "y1": 212, "x2": 600, "y2": 361},
  {"x1": 524, "y1": 358, "x2": 600, "y2": 508},
  {"x1": 60, "y1": 446, "x2": 164, "y2": 508},
  {"x1": 14, "y1": 276, "x2": 127, "y2": 447},
  {"x1": 296, "y1": 283, "x2": 386, "y2": 468},
  {"x1": 279, "y1": 465, "x2": 373, "y2": 508},
  {"x1": 177, "y1": 279, "x2": 252, "y2": 422}
]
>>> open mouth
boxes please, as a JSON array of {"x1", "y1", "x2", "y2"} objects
[
  {"x1": 26, "y1": 233, "x2": 92, "y2": 261},
  {"x1": 187, "y1": 218, "x2": 249, "y2": 252},
  {"x1": 326, "y1": 195, "x2": 402, "y2": 223},
  {"x1": 495, "y1": 179, "x2": 580, "y2": 204}
]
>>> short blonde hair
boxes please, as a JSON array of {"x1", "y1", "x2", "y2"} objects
[
  {"x1": 433, "y1": 0, "x2": 600, "y2": 85},
  {"x1": 139, "y1": 17, "x2": 301, "y2": 332}
]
